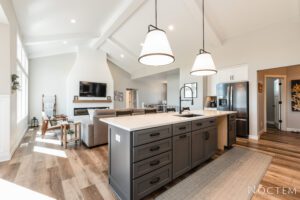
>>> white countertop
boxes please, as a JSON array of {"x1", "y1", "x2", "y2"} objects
[{"x1": 100, "y1": 110, "x2": 237, "y2": 131}]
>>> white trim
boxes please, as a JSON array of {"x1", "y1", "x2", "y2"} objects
[
  {"x1": 249, "y1": 134, "x2": 260, "y2": 140},
  {"x1": 263, "y1": 75, "x2": 287, "y2": 132},
  {"x1": 0, "y1": 153, "x2": 11, "y2": 162},
  {"x1": 0, "y1": 95, "x2": 11, "y2": 162},
  {"x1": 287, "y1": 128, "x2": 300, "y2": 132}
]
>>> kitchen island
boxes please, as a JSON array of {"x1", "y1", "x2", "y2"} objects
[{"x1": 101, "y1": 110, "x2": 236, "y2": 200}]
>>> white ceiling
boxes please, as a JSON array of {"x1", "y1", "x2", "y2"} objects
[
  {"x1": 12, "y1": 0, "x2": 300, "y2": 77},
  {"x1": 0, "y1": 5, "x2": 8, "y2": 24}
]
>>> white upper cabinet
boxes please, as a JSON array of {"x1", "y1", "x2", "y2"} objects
[{"x1": 207, "y1": 65, "x2": 248, "y2": 96}]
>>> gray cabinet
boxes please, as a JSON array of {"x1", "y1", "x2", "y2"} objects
[
  {"x1": 191, "y1": 130, "x2": 205, "y2": 168},
  {"x1": 204, "y1": 127, "x2": 218, "y2": 159},
  {"x1": 172, "y1": 133, "x2": 191, "y2": 179},
  {"x1": 108, "y1": 117, "x2": 218, "y2": 200},
  {"x1": 173, "y1": 122, "x2": 191, "y2": 136},
  {"x1": 228, "y1": 114, "x2": 236, "y2": 147}
]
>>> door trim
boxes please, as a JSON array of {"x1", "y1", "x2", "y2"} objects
[{"x1": 263, "y1": 75, "x2": 287, "y2": 132}]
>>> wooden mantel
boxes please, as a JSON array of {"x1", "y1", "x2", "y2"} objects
[{"x1": 73, "y1": 99, "x2": 112, "y2": 103}]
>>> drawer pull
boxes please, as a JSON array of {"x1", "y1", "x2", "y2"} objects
[
  {"x1": 150, "y1": 146, "x2": 160, "y2": 152},
  {"x1": 150, "y1": 177, "x2": 160, "y2": 184},
  {"x1": 179, "y1": 127, "x2": 186, "y2": 130},
  {"x1": 150, "y1": 132, "x2": 160, "y2": 137},
  {"x1": 205, "y1": 132, "x2": 210, "y2": 140},
  {"x1": 149, "y1": 160, "x2": 160, "y2": 166},
  {"x1": 210, "y1": 120, "x2": 215, "y2": 123},
  {"x1": 179, "y1": 134, "x2": 187, "y2": 139},
  {"x1": 196, "y1": 123, "x2": 202, "y2": 126}
]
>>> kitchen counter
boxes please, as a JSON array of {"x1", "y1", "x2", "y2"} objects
[
  {"x1": 100, "y1": 110, "x2": 236, "y2": 131},
  {"x1": 102, "y1": 110, "x2": 237, "y2": 200}
]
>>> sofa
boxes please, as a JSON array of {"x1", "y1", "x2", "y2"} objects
[{"x1": 82, "y1": 108, "x2": 154, "y2": 147}]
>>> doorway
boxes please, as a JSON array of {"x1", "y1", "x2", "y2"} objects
[
  {"x1": 264, "y1": 76, "x2": 287, "y2": 132},
  {"x1": 126, "y1": 89, "x2": 138, "y2": 109}
]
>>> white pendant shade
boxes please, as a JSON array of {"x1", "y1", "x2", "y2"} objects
[
  {"x1": 139, "y1": 29, "x2": 174, "y2": 66},
  {"x1": 190, "y1": 52, "x2": 217, "y2": 76}
]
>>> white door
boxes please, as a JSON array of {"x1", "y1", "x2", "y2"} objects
[{"x1": 273, "y1": 79, "x2": 282, "y2": 130}]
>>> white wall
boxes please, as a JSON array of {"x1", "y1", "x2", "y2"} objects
[
  {"x1": 0, "y1": 23, "x2": 10, "y2": 95},
  {"x1": 180, "y1": 66, "x2": 204, "y2": 110},
  {"x1": 167, "y1": 72, "x2": 179, "y2": 106},
  {"x1": 206, "y1": 18, "x2": 300, "y2": 139},
  {"x1": 108, "y1": 61, "x2": 166, "y2": 109},
  {"x1": 0, "y1": 0, "x2": 28, "y2": 161},
  {"x1": 29, "y1": 53, "x2": 76, "y2": 121}
]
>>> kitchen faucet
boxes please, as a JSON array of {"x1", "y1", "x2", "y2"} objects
[{"x1": 179, "y1": 86, "x2": 194, "y2": 114}]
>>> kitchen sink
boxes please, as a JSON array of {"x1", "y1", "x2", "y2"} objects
[{"x1": 175, "y1": 114, "x2": 203, "y2": 118}]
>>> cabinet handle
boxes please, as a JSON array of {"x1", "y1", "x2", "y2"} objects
[
  {"x1": 149, "y1": 160, "x2": 160, "y2": 166},
  {"x1": 150, "y1": 177, "x2": 160, "y2": 184},
  {"x1": 196, "y1": 123, "x2": 202, "y2": 126},
  {"x1": 150, "y1": 146, "x2": 160, "y2": 152},
  {"x1": 179, "y1": 134, "x2": 187, "y2": 139},
  {"x1": 179, "y1": 126, "x2": 186, "y2": 130},
  {"x1": 150, "y1": 132, "x2": 160, "y2": 137},
  {"x1": 209, "y1": 120, "x2": 215, "y2": 123},
  {"x1": 205, "y1": 132, "x2": 209, "y2": 140}
]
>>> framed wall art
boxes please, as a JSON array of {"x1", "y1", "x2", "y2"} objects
[
  {"x1": 184, "y1": 82, "x2": 197, "y2": 98},
  {"x1": 291, "y1": 80, "x2": 300, "y2": 112}
]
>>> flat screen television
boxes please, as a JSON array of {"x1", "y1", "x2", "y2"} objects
[{"x1": 79, "y1": 81, "x2": 107, "y2": 97}]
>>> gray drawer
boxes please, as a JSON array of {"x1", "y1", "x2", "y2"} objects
[
  {"x1": 192, "y1": 117, "x2": 216, "y2": 131},
  {"x1": 133, "y1": 151, "x2": 172, "y2": 179},
  {"x1": 133, "y1": 138, "x2": 172, "y2": 162},
  {"x1": 133, "y1": 164, "x2": 172, "y2": 200},
  {"x1": 173, "y1": 122, "x2": 191, "y2": 136},
  {"x1": 133, "y1": 125, "x2": 172, "y2": 147}
]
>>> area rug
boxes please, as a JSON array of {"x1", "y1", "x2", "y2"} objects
[{"x1": 155, "y1": 147, "x2": 272, "y2": 200}]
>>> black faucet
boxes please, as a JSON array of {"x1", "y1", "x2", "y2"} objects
[{"x1": 179, "y1": 86, "x2": 194, "y2": 114}]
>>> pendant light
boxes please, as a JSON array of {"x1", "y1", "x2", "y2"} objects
[
  {"x1": 138, "y1": 0, "x2": 175, "y2": 66},
  {"x1": 190, "y1": 0, "x2": 217, "y2": 76}
]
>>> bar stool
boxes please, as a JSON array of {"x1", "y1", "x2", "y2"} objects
[
  {"x1": 145, "y1": 109, "x2": 157, "y2": 114},
  {"x1": 166, "y1": 108, "x2": 176, "y2": 112},
  {"x1": 116, "y1": 110, "x2": 133, "y2": 117}
]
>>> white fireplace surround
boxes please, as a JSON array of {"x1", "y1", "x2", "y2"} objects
[{"x1": 66, "y1": 48, "x2": 114, "y2": 118}]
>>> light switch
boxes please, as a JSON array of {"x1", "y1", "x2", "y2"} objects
[{"x1": 115, "y1": 134, "x2": 121, "y2": 142}]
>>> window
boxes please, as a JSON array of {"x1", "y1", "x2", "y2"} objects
[{"x1": 17, "y1": 35, "x2": 28, "y2": 122}]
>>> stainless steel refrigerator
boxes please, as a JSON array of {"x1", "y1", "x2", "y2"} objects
[{"x1": 217, "y1": 82, "x2": 249, "y2": 138}]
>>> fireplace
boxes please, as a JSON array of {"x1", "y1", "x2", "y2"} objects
[{"x1": 74, "y1": 107, "x2": 109, "y2": 116}]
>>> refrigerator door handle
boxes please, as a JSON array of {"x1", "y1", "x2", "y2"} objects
[
  {"x1": 236, "y1": 118, "x2": 247, "y2": 122},
  {"x1": 230, "y1": 85, "x2": 233, "y2": 110},
  {"x1": 227, "y1": 86, "x2": 230, "y2": 110}
]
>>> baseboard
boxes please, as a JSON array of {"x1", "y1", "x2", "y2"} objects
[
  {"x1": 10, "y1": 127, "x2": 28, "y2": 158},
  {"x1": 249, "y1": 134, "x2": 260, "y2": 140},
  {"x1": 287, "y1": 128, "x2": 300, "y2": 132},
  {"x1": 0, "y1": 152, "x2": 11, "y2": 162}
]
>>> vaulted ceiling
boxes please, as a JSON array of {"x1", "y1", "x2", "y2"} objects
[
  {"x1": 0, "y1": 5, "x2": 8, "y2": 24},
  {"x1": 12, "y1": 0, "x2": 300, "y2": 77}
]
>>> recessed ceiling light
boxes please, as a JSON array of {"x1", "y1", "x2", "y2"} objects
[
  {"x1": 120, "y1": 54, "x2": 125, "y2": 58},
  {"x1": 70, "y1": 19, "x2": 76, "y2": 24},
  {"x1": 63, "y1": 41, "x2": 68, "y2": 44},
  {"x1": 168, "y1": 25, "x2": 174, "y2": 31}
]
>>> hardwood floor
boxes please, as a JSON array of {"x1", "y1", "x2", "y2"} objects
[
  {"x1": 0, "y1": 128, "x2": 299, "y2": 200},
  {"x1": 236, "y1": 131, "x2": 300, "y2": 200}
]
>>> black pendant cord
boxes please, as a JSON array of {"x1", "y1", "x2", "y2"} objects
[
  {"x1": 202, "y1": 0, "x2": 205, "y2": 50},
  {"x1": 155, "y1": 0, "x2": 158, "y2": 28}
]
